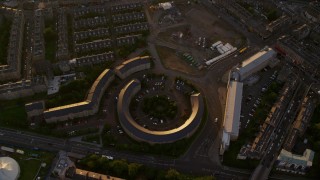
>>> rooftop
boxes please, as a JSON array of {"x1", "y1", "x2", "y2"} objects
[
  {"x1": 117, "y1": 79, "x2": 204, "y2": 143},
  {"x1": 278, "y1": 149, "x2": 315, "y2": 167},
  {"x1": 223, "y1": 80, "x2": 243, "y2": 138},
  {"x1": 25, "y1": 101, "x2": 45, "y2": 112}
]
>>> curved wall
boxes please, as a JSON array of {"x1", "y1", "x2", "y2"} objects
[{"x1": 117, "y1": 79, "x2": 204, "y2": 144}]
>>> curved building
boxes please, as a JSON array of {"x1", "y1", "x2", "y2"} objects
[
  {"x1": 117, "y1": 79, "x2": 204, "y2": 144},
  {"x1": 44, "y1": 69, "x2": 115, "y2": 123},
  {"x1": 0, "y1": 157, "x2": 20, "y2": 180},
  {"x1": 115, "y1": 56, "x2": 151, "y2": 79}
]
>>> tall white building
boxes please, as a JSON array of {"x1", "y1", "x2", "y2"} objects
[{"x1": 221, "y1": 80, "x2": 243, "y2": 155}]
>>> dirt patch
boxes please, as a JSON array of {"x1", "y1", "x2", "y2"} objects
[
  {"x1": 154, "y1": 4, "x2": 246, "y2": 70},
  {"x1": 156, "y1": 45, "x2": 205, "y2": 76},
  {"x1": 184, "y1": 5, "x2": 244, "y2": 45}
]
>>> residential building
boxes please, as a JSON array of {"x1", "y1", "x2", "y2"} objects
[
  {"x1": 0, "y1": 76, "x2": 47, "y2": 100},
  {"x1": 43, "y1": 69, "x2": 115, "y2": 123},
  {"x1": 0, "y1": 10, "x2": 24, "y2": 81},
  {"x1": 25, "y1": 101, "x2": 45, "y2": 118},
  {"x1": 33, "y1": 9, "x2": 45, "y2": 61},
  {"x1": 276, "y1": 149, "x2": 315, "y2": 173},
  {"x1": 115, "y1": 56, "x2": 151, "y2": 79}
]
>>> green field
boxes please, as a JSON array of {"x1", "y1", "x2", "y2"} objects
[
  {"x1": 18, "y1": 158, "x2": 42, "y2": 180},
  {"x1": 44, "y1": 19, "x2": 57, "y2": 62},
  {"x1": 10, "y1": 150, "x2": 55, "y2": 180},
  {"x1": 0, "y1": 105, "x2": 28, "y2": 128}
]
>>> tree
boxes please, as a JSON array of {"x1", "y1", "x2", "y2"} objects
[
  {"x1": 165, "y1": 169, "x2": 181, "y2": 180},
  {"x1": 267, "y1": 9, "x2": 278, "y2": 21},
  {"x1": 86, "y1": 161, "x2": 96, "y2": 170},
  {"x1": 128, "y1": 163, "x2": 141, "y2": 178},
  {"x1": 194, "y1": 176, "x2": 215, "y2": 180},
  {"x1": 110, "y1": 160, "x2": 128, "y2": 177}
]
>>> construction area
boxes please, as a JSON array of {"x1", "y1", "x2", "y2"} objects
[{"x1": 148, "y1": 1, "x2": 246, "y2": 74}]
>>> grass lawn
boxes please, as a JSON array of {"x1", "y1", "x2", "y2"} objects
[
  {"x1": 0, "y1": 105, "x2": 28, "y2": 129},
  {"x1": 307, "y1": 152, "x2": 320, "y2": 178},
  {"x1": 45, "y1": 61, "x2": 113, "y2": 109},
  {"x1": 0, "y1": 18, "x2": 12, "y2": 65},
  {"x1": 82, "y1": 133, "x2": 101, "y2": 144},
  {"x1": 45, "y1": 38, "x2": 56, "y2": 62},
  {"x1": 44, "y1": 19, "x2": 57, "y2": 62},
  {"x1": 10, "y1": 150, "x2": 55, "y2": 180},
  {"x1": 223, "y1": 135, "x2": 259, "y2": 170},
  {"x1": 17, "y1": 158, "x2": 42, "y2": 180}
]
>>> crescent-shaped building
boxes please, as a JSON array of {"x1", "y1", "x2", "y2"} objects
[
  {"x1": 43, "y1": 69, "x2": 115, "y2": 123},
  {"x1": 114, "y1": 56, "x2": 151, "y2": 79},
  {"x1": 117, "y1": 79, "x2": 204, "y2": 144}
]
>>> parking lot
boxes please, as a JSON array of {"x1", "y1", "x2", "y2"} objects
[
  {"x1": 129, "y1": 74, "x2": 194, "y2": 131},
  {"x1": 240, "y1": 67, "x2": 281, "y2": 131}
]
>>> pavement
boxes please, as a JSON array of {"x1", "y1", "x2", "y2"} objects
[
  {"x1": 0, "y1": 128, "x2": 251, "y2": 179},
  {"x1": 143, "y1": 1, "x2": 264, "y2": 177},
  {"x1": 0, "y1": 1, "x2": 296, "y2": 179}
]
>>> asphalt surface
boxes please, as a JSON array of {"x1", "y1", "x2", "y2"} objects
[
  {"x1": 3, "y1": 0, "x2": 315, "y2": 179},
  {"x1": 0, "y1": 128, "x2": 251, "y2": 179},
  {"x1": 0, "y1": 1, "x2": 264, "y2": 179}
]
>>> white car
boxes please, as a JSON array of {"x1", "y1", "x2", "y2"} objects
[
  {"x1": 102, "y1": 155, "x2": 114, "y2": 160},
  {"x1": 106, "y1": 156, "x2": 114, "y2": 160}
]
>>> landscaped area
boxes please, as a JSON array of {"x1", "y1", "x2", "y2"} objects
[
  {"x1": 0, "y1": 105, "x2": 28, "y2": 129},
  {"x1": 10, "y1": 149, "x2": 55, "y2": 180},
  {"x1": 46, "y1": 61, "x2": 113, "y2": 108},
  {"x1": 0, "y1": 17, "x2": 11, "y2": 65},
  {"x1": 77, "y1": 153, "x2": 214, "y2": 180},
  {"x1": 44, "y1": 19, "x2": 58, "y2": 62},
  {"x1": 142, "y1": 95, "x2": 177, "y2": 119},
  {"x1": 82, "y1": 133, "x2": 101, "y2": 144}
]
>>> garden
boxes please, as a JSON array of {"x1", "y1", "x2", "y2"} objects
[{"x1": 142, "y1": 95, "x2": 177, "y2": 119}]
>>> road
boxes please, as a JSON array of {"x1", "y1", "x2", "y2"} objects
[
  {"x1": 145, "y1": 0, "x2": 270, "y2": 169},
  {"x1": 0, "y1": 1, "x2": 288, "y2": 179},
  {"x1": 0, "y1": 128, "x2": 251, "y2": 179}
]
